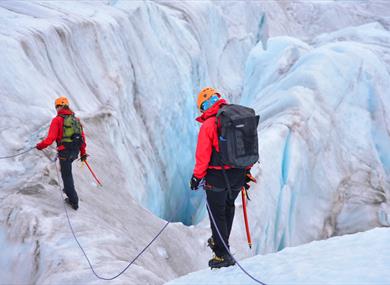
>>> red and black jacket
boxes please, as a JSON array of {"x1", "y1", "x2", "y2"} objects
[
  {"x1": 193, "y1": 99, "x2": 246, "y2": 189},
  {"x1": 36, "y1": 109, "x2": 86, "y2": 156},
  {"x1": 193, "y1": 99, "x2": 229, "y2": 178}
]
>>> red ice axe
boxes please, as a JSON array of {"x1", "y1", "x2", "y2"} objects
[
  {"x1": 241, "y1": 187, "x2": 252, "y2": 249},
  {"x1": 84, "y1": 160, "x2": 103, "y2": 187}
]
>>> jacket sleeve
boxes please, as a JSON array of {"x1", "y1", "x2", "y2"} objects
[
  {"x1": 193, "y1": 121, "x2": 214, "y2": 179},
  {"x1": 36, "y1": 117, "x2": 60, "y2": 150},
  {"x1": 79, "y1": 124, "x2": 87, "y2": 156}
]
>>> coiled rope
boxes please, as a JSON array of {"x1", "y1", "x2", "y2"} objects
[
  {"x1": 0, "y1": 147, "x2": 35, "y2": 159},
  {"x1": 53, "y1": 160, "x2": 170, "y2": 280},
  {"x1": 206, "y1": 200, "x2": 267, "y2": 285}
]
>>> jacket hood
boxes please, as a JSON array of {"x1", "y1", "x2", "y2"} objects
[
  {"x1": 196, "y1": 99, "x2": 227, "y2": 123},
  {"x1": 57, "y1": 108, "x2": 74, "y2": 116}
]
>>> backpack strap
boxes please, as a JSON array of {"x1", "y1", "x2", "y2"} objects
[
  {"x1": 209, "y1": 113, "x2": 222, "y2": 167},
  {"x1": 214, "y1": 112, "x2": 233, "y2": 199}
]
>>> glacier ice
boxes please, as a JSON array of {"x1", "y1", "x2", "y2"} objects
[
  {"x1": 0, "y1": 1, "x2": 265, "y2": 283},
  {"x1": 0, "y1": 0, "x2": 389, "y2": 284},
  {"x1": 242, "y1": 28, "x2": 390, "y2": 253}
]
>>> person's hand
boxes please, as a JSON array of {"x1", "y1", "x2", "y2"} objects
[
  {"x1": 36, "y1": 143, "x2": 44, "y2": 150},
  {"x1": 245, "y1": 170, "x2": 257, "y2": 183},
  {"x1": 189, "y1": 175, "x2": 201, "y2": 190},
  {"x1": 80, "y1": 154, "x2": 88, "y2": 162}
]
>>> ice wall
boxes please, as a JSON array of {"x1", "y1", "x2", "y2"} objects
[
  {"x1": 0, "y1": 1, "x2": 265, "y2": 283},
  {"x1": 0, "y1": 0, "x2": 266, "y2": 225},
  {"x1": 241, "y1": 23, "x2": 390, "y2": 253},
  {"x1": 258, "y1": 0, "x2": 390, "y2": 40},
  {"x1": 0, "y1": 0, "x2": 389, "y2": 284}
]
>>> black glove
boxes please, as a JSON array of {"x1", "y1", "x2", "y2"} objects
[
  {"x1": 190, "y1": 175, "x2": 201, "y2": 190},
  {"x1": 80, "y1": 154, "x2": 88, "y2": 162},
  {"x1": 245, "y1": 169, "x2": 257, "y2": 183}
]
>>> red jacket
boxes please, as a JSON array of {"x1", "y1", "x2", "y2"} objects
[
  {"x1": 36, "y1": 109, "x2": 86, "y2": 156},
  {"x1": 193, "y1": 99, "x2": 231, "y2": 179}
]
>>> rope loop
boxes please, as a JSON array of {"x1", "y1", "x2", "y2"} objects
[
  {"x1": 3, "y1": 146, "x2": 265, "y2": 283},
  {"x1": 53, "y1": 161, "x2": 169, "y2": 280}
]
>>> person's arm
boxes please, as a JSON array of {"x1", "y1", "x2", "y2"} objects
[
  {"x1": 193, "y1": 122, "x2": 213, "y2": 179},
  {"x1": 36, "y1": 117, "x2": 60, "y2": 150}
]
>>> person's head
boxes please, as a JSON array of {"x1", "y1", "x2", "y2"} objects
[
  {"x1": 197, "y1": 87, "x2": 221, "y2": 113},
  {"x1": 54, "y1": 96, "x2": 69, "y2": 111}
]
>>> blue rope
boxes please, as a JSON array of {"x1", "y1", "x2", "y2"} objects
[
  {"x1": 54, "y1": 160, "x2": 170, "y2": 280},
  {"x1": 206, "y1": 200, "x2": 267, "y2": 285},
  {"x1": 0, "y1": 147, "x2": 35, "y2": 159},
  {"x1": 53, "y1": 158, "x2": 265, "y2": 283}
]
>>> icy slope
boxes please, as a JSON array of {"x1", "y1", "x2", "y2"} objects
[
  {"x1": 0, "y1": 0, "x2": 390, "y2": 284},
  {"x1": 240, "y1": 22, "x2": 390, "y2": 254},
  {"x1": 0, "y1": 1, "x2": 265, "y2": 284},
  {"x1": 0, "y1": 0, "x2": 266, "y2": 225},
  {"x1": 166, "y1": 227, "x2": 390, "y2": 285}
]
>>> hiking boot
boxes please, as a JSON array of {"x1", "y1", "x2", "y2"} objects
[
  {"x1": 208, "y1": 254, "x2": 235, "y2": 269},
  {"x1": 207, "y1": 237, "x2": 215, "y2": 251},
  {"x1": 64, "y1": 198, "x2": 78, "y2": 210}
]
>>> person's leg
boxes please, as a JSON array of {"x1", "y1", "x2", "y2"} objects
[
  {"x1": 59, "y1": 156, "x2": 78, "y2": 207},
  {"x1": 226, "y1": 189, "x2": 241, "y2": 240},
  {"x1": 206, "y1": 189, "x2": 229, "y2": 257}
]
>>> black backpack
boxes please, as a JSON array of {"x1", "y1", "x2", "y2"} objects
[
  {"x1": 60, "y1": 114, "x2": 83, "y2": 151},
  {"x1": 215, "y1": 104, "x2": 259, "y2": 168}
]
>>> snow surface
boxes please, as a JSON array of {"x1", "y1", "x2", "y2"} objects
[
  {"x1": 167, "y1": 227, "x2": 390, "y2": 285},
  {"x1": 0, "y1": 0, "x2": 389, "y2": 284}
]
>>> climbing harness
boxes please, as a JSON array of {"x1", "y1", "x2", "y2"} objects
[
  {"x1": 206, "y1": 200, "x2": 267, "y2": 285},
  {"x1": 53, "y1": 160, "x2": 170, "y2": 280},
  {"x1": 0, "y1": 147, "x2": 35, "y2": 159}
]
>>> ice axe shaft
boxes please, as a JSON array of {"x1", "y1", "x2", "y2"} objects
[
  {"x1": 84, "y1": 160, "x2": 103, "y2": 186},
  {"x1": 241, "y1": 187, "x2": 252, "y2": 249}
]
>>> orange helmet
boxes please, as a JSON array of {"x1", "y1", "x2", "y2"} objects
[
  {"x1": 55, "y1": 96, "x2": 69, "y2": 107},
  {"x1": 197, "y1": 87, "x2": 220, "y2": 111}
]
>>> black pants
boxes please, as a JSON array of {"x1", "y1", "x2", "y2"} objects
[
  {"x1": 206, "y1": 188, "x2": 241, "y2": 257},
  {"x1": 59, "y1": 150, "x2": 79, "y2": 206}
]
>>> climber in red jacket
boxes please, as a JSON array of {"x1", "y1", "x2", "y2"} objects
[
  {"x1": 36, "y1": 96, "x2": 87, "y2": 210},
  {"x1": 190, "y1": 87, "x2": 251, "y2": 269}
]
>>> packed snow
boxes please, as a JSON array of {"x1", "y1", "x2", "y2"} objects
[
  {"x1": 0, "y1": 0, "x2": 389, "y2": 284},
  {"x1": 167, "y1": 227, "x2": 390, "y2": 285}
]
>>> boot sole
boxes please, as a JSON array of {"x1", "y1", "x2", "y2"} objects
[{"x1": 210, "y1": 262, "x2": 235, "y2": 269}]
